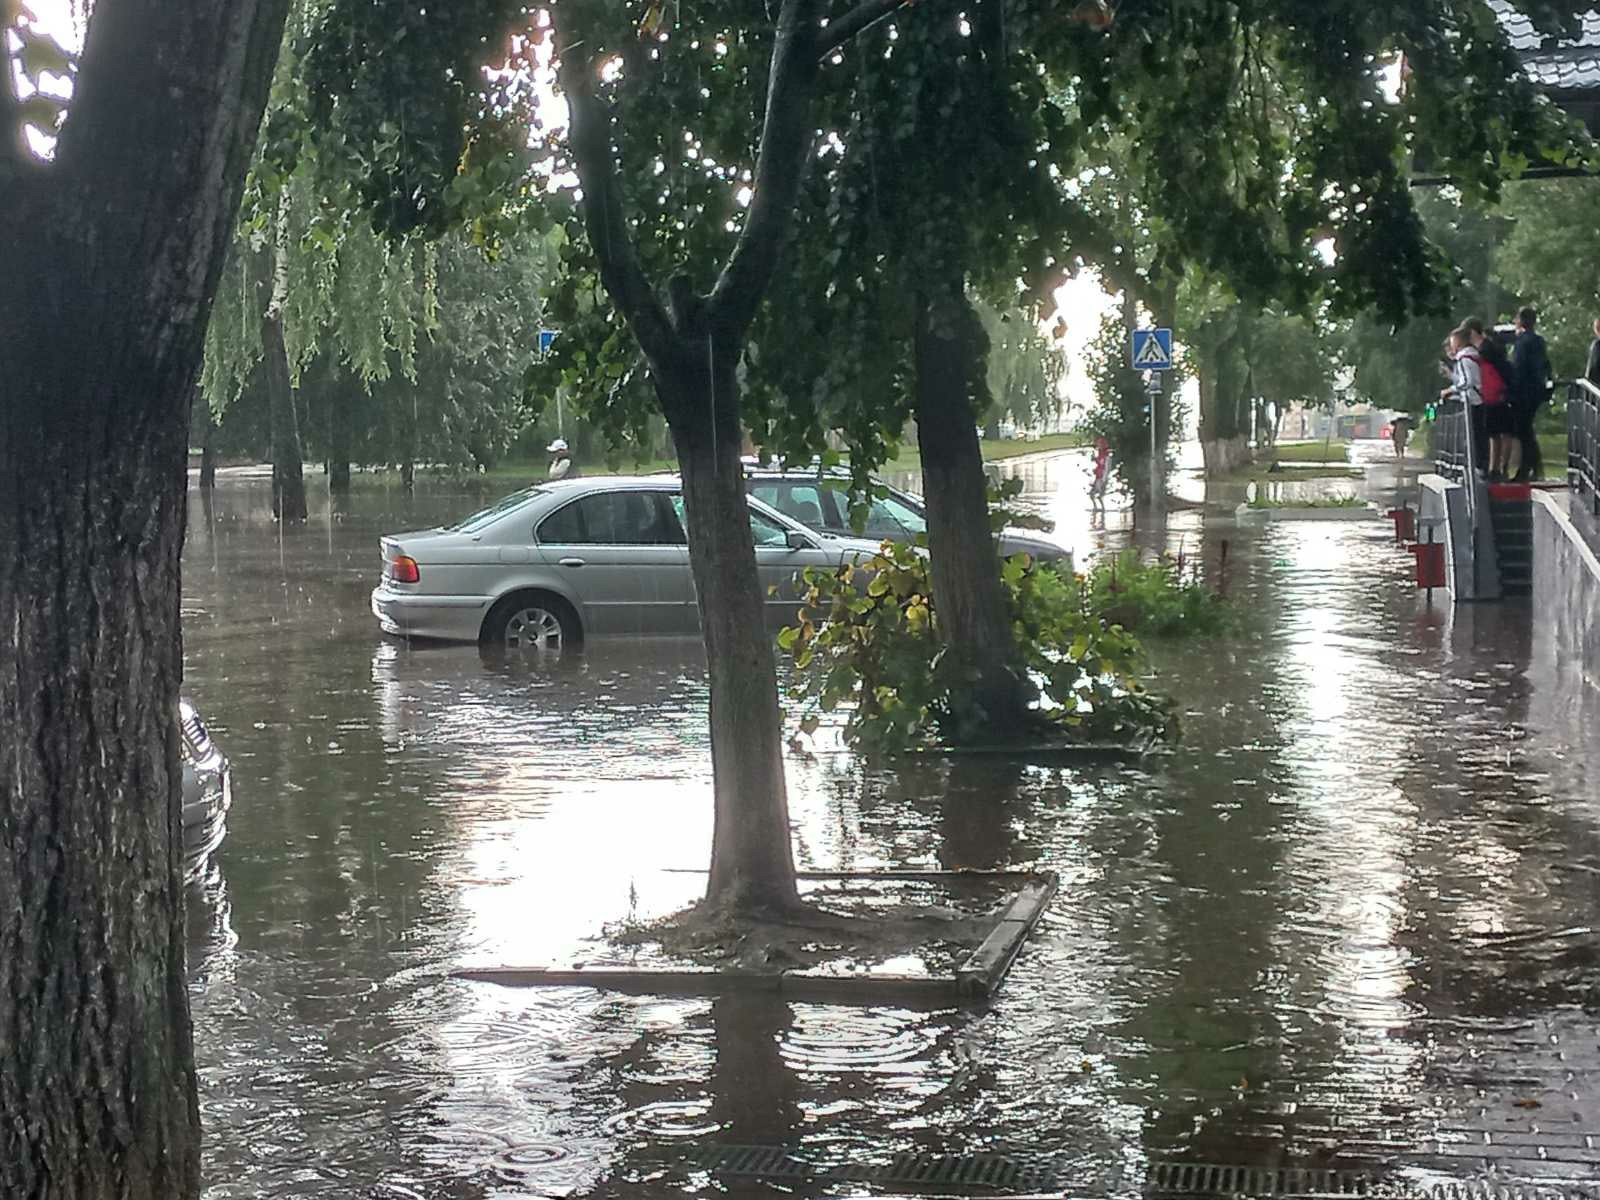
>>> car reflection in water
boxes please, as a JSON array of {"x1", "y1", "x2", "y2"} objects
[{"x1": 180, "y1": 698, "x2": 232, "y2": 885}]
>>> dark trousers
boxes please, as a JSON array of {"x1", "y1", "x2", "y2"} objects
[
  {"x1": 1470, "y1": 404, "x2": 1488, "y2": 473},
  {"x1": 1515, "y1": 401, "x2": 1542, "y2": 481}
]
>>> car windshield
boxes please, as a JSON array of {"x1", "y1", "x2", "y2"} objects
[
  {"x1": 860, "y1": 490, "x2": 927, "y2": 537},
  {"x1": 448, "y1": 486, "x2": 549, "y2": 534}
]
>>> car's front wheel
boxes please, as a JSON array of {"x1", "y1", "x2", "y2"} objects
[{"x1": 480, "y1": 591, "x2": 581, "y2": 653}]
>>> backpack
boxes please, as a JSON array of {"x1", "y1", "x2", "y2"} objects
[{"x1": 1478, "y1": 354, "x2": 1508, "y2": 406}]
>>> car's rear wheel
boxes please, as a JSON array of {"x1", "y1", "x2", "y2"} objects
[{"x1": 481, "y1": 591, "x2": 581, "y2": 653}]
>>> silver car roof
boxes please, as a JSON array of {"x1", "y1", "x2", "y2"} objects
[{"x1": 476, "y1": 474, "x2": 819, "y2": 534}]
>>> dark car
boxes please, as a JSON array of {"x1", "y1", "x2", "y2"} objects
[
  {"x1": 180, "y1": 699, "x2": 233, "y2": 883},
  {"x1": 744, "y1": 466, "x2": 1074, "y2": 566}
]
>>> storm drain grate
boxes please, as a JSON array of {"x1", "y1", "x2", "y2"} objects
[
  {"x1": 1149, "y1": 1163, "x2": 1379, "y2": 1197},
  {"x1": 1146, "y1": 1162, "x2": 1600, "y2": 1200},
  {"x1": 694, "y1": 1143, "x2": 1069, "y2": 1190},
  {"x1": 692, "y1": 1149, "x2": 1600, "y2": 1199}
]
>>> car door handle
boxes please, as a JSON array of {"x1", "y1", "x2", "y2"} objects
[{"x1": 558, "y1": 557, "x2": 586, "y2": 568}]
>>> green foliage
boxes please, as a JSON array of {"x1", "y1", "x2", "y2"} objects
[
  {"x1": 296, "y1": 0, "x2": 531, "y2": 241},
  {"x1": 287, "y1": 0, "x2": 1590, "y2": 490},
  {"x1": 1342, "y1": 191, "x2": 1514, "y2": 414},
  {"x1": 977, "y1": 299, "x2": 1067, "y2": 434},
  {"x1": 200, "y1": 11, "x2": 443, "y2": 421},
  {"x1": 1075, "y1": 551, "x2": 1236, "y2": 638},
  {"x1": 781, "y1": 540, "x2": 1177, "y2": 755},
  {"x1": 1495, "y1": 176, "x2": 1600, "y2": 376}
]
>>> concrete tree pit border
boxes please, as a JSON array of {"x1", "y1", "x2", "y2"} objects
[{"x1": 452, "y1": 869, "x2": 1058, "y2": 1005}]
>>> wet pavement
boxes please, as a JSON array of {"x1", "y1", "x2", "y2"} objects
[{"x1": 180, "y1": 448, "x2": 1600, "y2": 1198}]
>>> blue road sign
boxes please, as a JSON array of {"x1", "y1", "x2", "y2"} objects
[
  {"x1": 1130, "y1": 327, "x2": 1173, "y2": 371},
  {"x1": 538, "y1": 329, "x2": 559, "y2": 355}
]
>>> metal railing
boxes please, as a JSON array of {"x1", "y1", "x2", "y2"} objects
[
  {"x1": 1431, "y1": 398, "x2": 1471, "y2": 481},
  {"x1": 1570, "y1": 377, "x2": 1600, "y2": 516},
  {"x1": 1430, "y1": 397, "x2": 1481, "y2": 535}
]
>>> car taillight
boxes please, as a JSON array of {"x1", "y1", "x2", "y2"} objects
[{"x1": 389, "y1": 555, "x2": 420, "y2": 584}]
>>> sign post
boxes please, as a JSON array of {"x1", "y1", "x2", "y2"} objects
[
  {"x1": 537, "y1": 329, "x2": 561, "y2": 433},
  {"x1": 1130, "y1": 329, "x2": 1173, "y2": 508},
  {"x1": 1146, "y1": 370, "x2": 1162, "y2": 509}
]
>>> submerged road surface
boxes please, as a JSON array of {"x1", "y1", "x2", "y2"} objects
[{"x1": 181, "y1": 454, "x2": 1600, "y2": 1197}]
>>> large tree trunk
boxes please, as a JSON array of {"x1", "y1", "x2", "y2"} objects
[
  {"x1": 327, "y1": 386, "x2": 352, "y2": 496},
  {"x1": 553, "y1": 0, "x2": 826, "y2": 918},
  {"x1": 199, "y1": 408, "x2": 218, "y2": 491},
  {"x1": 661, "y1": 342, "x2": 800, "y2": 916},
  {"x1": 913, "y1": 281, "x2": 1028, "y2": 736},
  {"x1": 263, "y1": 312, "x2": 308, "y2": 521},
  {"x1": 1197, "y1": 329, "x2": 1252, "y2": 476},
  {"x1": 0, "y1": 3, "x2": 288, "y2": 1196}
]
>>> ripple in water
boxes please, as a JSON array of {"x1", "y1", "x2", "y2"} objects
[
  {"x1": 489, "y1": 1140, "x2": 571, "y2": 1186},
  {"x1": 602, "y1": 1099, "x2": 721, "y2": 1139},
  {"x1": 780, "y1": 1008, "x2": 937, "y2": 1072}
]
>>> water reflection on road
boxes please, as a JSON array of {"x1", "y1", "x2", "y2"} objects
[{"x1": 184, "y1": 455, "x2": 1600, "y2": 1198}]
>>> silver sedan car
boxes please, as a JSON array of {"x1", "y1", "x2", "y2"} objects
[{"x1": 370, "y1": 476, "x2": 883, "y2": 650}]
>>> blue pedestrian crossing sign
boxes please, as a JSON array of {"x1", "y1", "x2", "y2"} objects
[
  {"x1": 1130, "y1": 328, "x2": 1173, "y2": 371},
  {"x1": 537, "y1": 328, "x2": 559, "y2": 355}
]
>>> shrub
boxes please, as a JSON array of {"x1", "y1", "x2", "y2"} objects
[
  {"x1": 1076, "y1": 549, "x2": 1236, "y2": 637},
  {"x1": 780, "y1": 540, "x2": 1177, "y2": 755}
]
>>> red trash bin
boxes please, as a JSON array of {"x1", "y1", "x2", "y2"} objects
[{"x1": 1409, "y1": 541, "x2": 1445, "y2": 590}]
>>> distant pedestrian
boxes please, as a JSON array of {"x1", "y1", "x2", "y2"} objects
[
  {"x1": 1510, "y1": 306, "x2": 1551, "y2": 482},
  {"x1": 547, "y1": 438, "x2": 578, "y2": 481},
  {"x1": 1391, "y1": 415, "x2": 1412, "y2": 460},
  {"x1": 1088, "y1": 436, "x2": 1113, "y2": 507},
  {"x1": 1587, "y1": 318, "x2": 1600, "y2": 386}
]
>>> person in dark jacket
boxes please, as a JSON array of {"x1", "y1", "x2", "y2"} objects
[
  {"x1": 1510, "y1": 306, "x2": 1551, "y2": 482},
  {"x1": 1586, "y1": 317, "x2": 1600, "y2": 386}
]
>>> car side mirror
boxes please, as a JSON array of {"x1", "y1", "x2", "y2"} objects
[{"x1": 784, "y1": 530, "x2": 814, "y2": 551}]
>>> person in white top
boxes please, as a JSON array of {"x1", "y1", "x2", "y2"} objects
[
  {"x1": 547, "y1": 438, "x2": 578, "y2": 480},
  {"x1": 1440, "y1": 328, "x2": 1486, "y2": 476}
]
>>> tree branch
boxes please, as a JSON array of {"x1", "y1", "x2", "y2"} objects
[
  {"x1": 708, "y1": 0, "x2": 824, "y2": 338},
  {"x1": 816, "y1": 0, "x2": 911, "y2": 59},
  {"x1": 553, "y1": 17, "x2": 678, "y2": 367}
]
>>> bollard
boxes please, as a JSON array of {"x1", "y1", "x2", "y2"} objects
[
  {"x1": 1387, "y1": 506, "x2": 1417, "y2": 543},
  {"x1": 1410, "y1": 538, "x2": 1445, "y2": 591}
]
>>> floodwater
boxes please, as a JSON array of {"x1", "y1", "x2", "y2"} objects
[{"x1": 181, "y1": 448, "x2": 1600, "y2": 1198}]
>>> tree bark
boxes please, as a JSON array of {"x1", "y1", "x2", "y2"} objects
[
  {"x1": 0, "y1": 3, "x2": 288, "y2": 1197},
  {"x1": 661, "y1": 340, "x2": 800, "y2": 915},
  {"x1": 263, "y1": 313, "x2": 308, "y2": 521},
  {"x1": 913, "y1": 280, "x2": 1029, "y2": 736}
]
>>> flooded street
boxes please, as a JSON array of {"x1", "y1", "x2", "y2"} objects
[{"x1": 181, "y1": 452, "x2": 1600, "y2": 1198}]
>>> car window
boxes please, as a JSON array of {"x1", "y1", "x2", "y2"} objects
[
  {"x1": 449, "y1": 485, "x2": 548, "y2": 534},
  {"x1": 749, "y1": 506, "x2": 791, "y2": 548},
  {"x1": 670, "y1": 494, "x2": 792, "y2": 548},
  {"x1": 861, "y1": 492, "x2": 927, "y2": 537},
  {"x1": 752, "y1": 483, "x2": 834, "y2": 530},
  {"x1": 537, "y1": 491, "x2": 685, "y2": 545}
]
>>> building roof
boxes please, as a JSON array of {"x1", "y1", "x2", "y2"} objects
[{"x1": 1493, "y1": 0, "x2": 1600, "y2": 93}]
